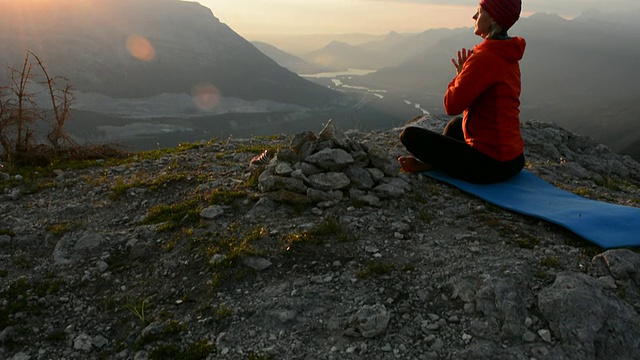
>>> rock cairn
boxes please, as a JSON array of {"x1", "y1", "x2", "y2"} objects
[{"x1": 257, "y1": 120, "x2": 409, "y2": 206}]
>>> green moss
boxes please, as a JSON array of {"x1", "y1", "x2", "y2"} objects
[
  {"x1": 540, "y1": 256, "x2": 560, "y2": 268},
  {"x1": 357, "y1": 261, "x2": 395, "y2": 279}
]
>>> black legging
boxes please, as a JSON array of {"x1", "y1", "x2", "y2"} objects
[{"x1": 400, "y1": 117, "x2": 524, "y2": 184}]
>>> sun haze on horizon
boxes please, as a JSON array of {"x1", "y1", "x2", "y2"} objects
[{"x1": 200, "y1": 1, "x2": 476, "y2": 37}]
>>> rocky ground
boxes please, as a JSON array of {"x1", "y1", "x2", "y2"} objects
[{"x1": 1, "y1": 115, "x2": 640, "y2": 360}]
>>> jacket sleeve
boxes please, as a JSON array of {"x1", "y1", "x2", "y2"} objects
[{"x1": 443, "y1": 52, "x2": 497, "y2": 116}]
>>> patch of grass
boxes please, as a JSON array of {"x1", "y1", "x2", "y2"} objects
[
  {"x1": 206, "y1": 188, "x2": 246, "y2": 205},
  {"x1": 255, "y1": 134, "x2": 285, "y2": 141},
  {"x1": 235, "y1": 143, "x2": 281, "y2": 155},
  {"x1": 150, "y1": 343, "x2": 182, "y2": 359},
  {"x1": 565, "y1": 235, "x2": 603, "y2": 260},
  {"x1": 0, "y1": 277, "x2": 64, "y2": 329},
  {"x1": 215, "y1": 305, "x2": 233, "y2": 321},
  {"x1": 241, "y1": 169, "x2": 262, "y2": 190},
  {"x1": 125, "y1": 296, "x2": 152, "y2": 325},
  {"x1": 150, "y1": 340, "x2": 215, "y2": 360},
  {"x1": 110, "y1": 172, "x2": 189, "y2": 201},
  {"x1": 45, "y1": 329, "x2": 68, "y2": 342},
  {"x1": 46, "y1": 222, "x2": 79, "y2": 237},
  {"x1": 183, "y1": 340, "x2": 216, "y2": 360},
  {"x1": 2, "y1": 151, "x2": 124, "y2": 194},
  {"x1": 281, "y1": 231, "x2": 318, "y2": 252},
  {"x1": 418, "y1": 209, "x2": 435, "y2": 223},
  {"x1": 0, "y1": 228, "x2": 15, "y2": 237},
  {"x1": 163, "y1": 320, "x2": 187, "y2": 336},
  {"x1": 248, "y1": 353, "x2": 275, "y2": 360},
  {"x1": 34, "y1": 179, "x2": 58, "y2": 192},
  {"x1": 485, "y1": 204, "x2": 504, "y2": 213},
  {"x1": 209, "y1": 273, "x2": 222, "y2": 289},
  {"x1": 108, "y1": 142, "x2": 204, "y2": 167},
  {"x1": 141, "y1": 198, "x2": 202, "y2": 230},
  {"x1": 310, "y1": 216, "x2": 357, "y2": 243},
  {"x1": 105, "y1": 251, "x2": 130, "y2": 273},
  {"x1": 593, "y1": 176, "x2": 624, "y2": 192},
  {"x1": 162, "y1": 234, "x2": 181, "y2": 252},
  {"x1": 357, "y1": 261, "x2": 395, "y2": 279},
  {"x1": 402, "y1": 262, "x2": 416, "y2": 272},
  {"x1": 135, "y1": 319, "x2": 187, "y2": 349},
  {"x1": 572, "y1": 187, "x2": 594, "y2": 197},
  {"x1": 110, "y1": 178, "x2": 129, "y2": 200},
  {"x1": 540, "y1": 256, "x2": 560, "y2": 268},
  {"x1": 535, "y1": 269, "x2": 548, "y2": 279},
  {"x1": 514, "y1": 237, "x2": 541, "y2": 250},
  {"x1": 205, "y1": 224, "x2": 266, "y2": 266},
  {"x1": 13, "y1": 255, "x2": 32, "y2": 269},
  {"x1": 408, "y1": 191, "x2": 432, "y2": 204}
]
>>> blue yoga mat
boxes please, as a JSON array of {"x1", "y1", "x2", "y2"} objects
[{"x1": 424, "y1": 170, "x2": 640, "y2": 249}]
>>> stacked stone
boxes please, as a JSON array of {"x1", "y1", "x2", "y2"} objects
[{"x1": 257, "y1": 120, "x2": 410, "y2": 206}]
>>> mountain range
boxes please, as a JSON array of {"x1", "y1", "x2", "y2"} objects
[
  {"x1": 0, "y1": 0, "x2": 407, "y2": 150},
  {"x1": 1, "y1": 0, "x2": 638, "y2": 159},
  {"x1": 0, "y1": 0, "x2": 340, "y2": 107}
]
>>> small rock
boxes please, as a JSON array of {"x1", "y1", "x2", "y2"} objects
[
  {"x1": 92, "y1": 335, "x2": 109, "y2": 349},
  {"x1": 200, "y1": 205, "x2": 226, "y2": 219},
  {"x1": 538, "y1": 329, "x2": 552, "y2": 343},
  {"x1": 243, "y1": 257, "x2": 272, "y2": 271},
  {"x1": 74, "y1": 333, "x2": 93, "y2": 352},
  {"x1": 522, "y1": 331, "x2": 537, "y2": 343}
]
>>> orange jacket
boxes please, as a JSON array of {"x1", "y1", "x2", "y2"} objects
[{"x1": 444, "y1": 37, "x2": 526, "y2": 162}]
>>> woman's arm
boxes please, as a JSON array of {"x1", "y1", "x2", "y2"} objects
[{"x1": 444, "y1": 49, "x2": 496, "y2": 115}]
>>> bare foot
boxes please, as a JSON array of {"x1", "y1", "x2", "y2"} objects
[{"x1": 398, "y1": 156, "x2": 434, "y2": 173}]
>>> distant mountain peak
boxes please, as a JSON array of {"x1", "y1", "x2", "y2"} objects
[{"x1": 527, "y1": 12, "x2": 568, "y2": 22}]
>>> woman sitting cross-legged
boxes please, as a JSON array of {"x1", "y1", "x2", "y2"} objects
[{"x1": 399, "y1": 0, "x2": 526, "y2": 184}]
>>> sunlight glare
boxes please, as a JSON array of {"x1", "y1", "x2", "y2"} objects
[
  {"x1": 126, "y1": 34, "x2": 156, "y2": 62},
  {"x1": 192, "y1": 83, "x2": 221, "y2": 111}
]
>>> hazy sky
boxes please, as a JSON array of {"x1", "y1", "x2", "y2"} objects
[{"x1": 200, "y1": 0, "x2": 639, "y2": 38}]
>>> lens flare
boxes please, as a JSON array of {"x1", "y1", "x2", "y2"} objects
[
  {"x1": 192, "y1": 83, "x2": 221, "y2": 111},
  {"x1": 126, "y1": 34, "x2": 156, "y2": 62}
]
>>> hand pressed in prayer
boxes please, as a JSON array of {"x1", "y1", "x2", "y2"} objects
[{"x1": 451, "y1": 48, "x2": 473, "y2": 74}]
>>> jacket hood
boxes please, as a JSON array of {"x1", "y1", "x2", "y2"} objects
[{"x1": 475, "y1": 36, "x2": 526, "y2": 62}]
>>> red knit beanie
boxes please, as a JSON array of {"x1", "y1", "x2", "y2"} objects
[{"x1": 479, "y1": 0, "x2": 521, "y2": 30}]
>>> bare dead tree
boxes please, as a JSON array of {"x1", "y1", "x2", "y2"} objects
[
  {"x1": 0, "y1": 52, "x2": 78, "y2": 166},
  {"x1": 29, "y1": 51, "x2": 76, "y2": 151},
  {"x1": 12, "y1": 55, "x2": 42, "y2": 148}
]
